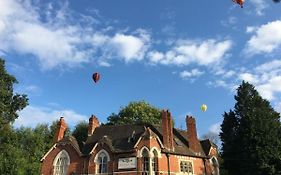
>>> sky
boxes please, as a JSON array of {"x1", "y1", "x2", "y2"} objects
[{"x1": 1, "y1": 0, "x2": 281, "y2": 138}]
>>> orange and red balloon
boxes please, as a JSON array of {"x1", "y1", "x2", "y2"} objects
[
  {"x1": 233, "y1": 0, "x2": 244, "y2": 8},
  {"x1": 92, "y1": 72, "x2": 100, "y2": 83}
]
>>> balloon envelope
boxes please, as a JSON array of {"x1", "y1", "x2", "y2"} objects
[
  {"x1": 233, "y1": 0, "x2": 244, "y2": 7},
  {"x1": 92, "y1": 72, "x2": 100, "y2": 83},
  {"x1": 201, "y1": 104, "x2": 207, "y2": 112}
]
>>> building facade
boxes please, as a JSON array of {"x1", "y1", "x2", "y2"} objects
[{"x1": 41, "y1": 110, "x2": 220, "y2": 175}]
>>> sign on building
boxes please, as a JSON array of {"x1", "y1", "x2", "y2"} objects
[{"x1": 118, "y1": 157, "x2": 137, "y2": 169}]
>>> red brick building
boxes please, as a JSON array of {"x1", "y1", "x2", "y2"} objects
[{"x1": 41, "y1": 110, "x2": 220, "y2": 175}]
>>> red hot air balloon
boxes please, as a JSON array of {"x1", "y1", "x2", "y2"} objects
[
  {"x1": 92, "y1": 72, "x2": 100, "y2": 83},
  {"x1": 233, "y1": 0, "x2": 244, "y2": 8}
]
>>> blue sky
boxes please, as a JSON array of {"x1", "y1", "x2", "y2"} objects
[{"x1": 1, "y1": 0, "x2": 281, "y2": 137}]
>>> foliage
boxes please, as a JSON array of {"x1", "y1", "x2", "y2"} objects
[
  {"x1": 72, "y1": 121, "x2": 88, "y2": 149},
  {"x1": 0, "y1": 58, "x2": 28, "y2": 129},
  {"x1": 0, "y1": 124, "x2": 54, "y2": 175},
  {"x1": 220, "y1": 81, "x2": 281, "y2": 175},
  {"x1": 106, "y1": 101, "x2": 162, "y2": 125}
]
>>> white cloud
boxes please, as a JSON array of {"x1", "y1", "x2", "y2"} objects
[
  {"x1": 230, "y1": 59, "x2": 281, "y2": 101},
  {"x1": 221, "y1": 16, "x2": 237, "y2": 28},
  {"x1": 255, "y1": 59, "x2": 281, "y2": 72},
  {"x1": 147, "y1": 51, "x2": 165, "y2": 63},
  {"x1": 0, "y1": 0, "x2": 151, "y2": 70},
  {"x1": 179, "y1": 69, "x2": 204, "y2": 78},
  {"x1": 15, "y1": 85, "x2": 42, "y2": 96},
  {"x1": 249, "y1": 0, "x2": 268, "y2": 16},
  {"x1": 256, "y1": 76, "x2": 281, "y2": 100},
  {"x1": 245, "y1": 20, "x2": 281, "y2": 55},
  {"x1": 148, "y1": 39, "x2": 232, "y2": 66},
  {"x1": 108, "y1": 32, "x2": 150, "y2": 62},
  {"x1": 15, "y1": 105, "x2": 88, "y2": 128},
  {"x1": 239, "y1": 73, "x2": 258, "y2": 84},
  {"x1": 209, "y1": 122, "x2": 221, "y2": 135},
  {"x1": 274, "y1": 102, "x2": 281, "y2": 113}
]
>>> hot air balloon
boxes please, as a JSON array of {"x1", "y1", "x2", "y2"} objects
[
  {"x1": 201, "y1": 104, "x2": 207, "y2": 112},
  {"x1": 92, "y1": 72, "x2": 100, "y2": 83},
  {"x1": 233, "y1": 0, "x2": 244, "y2": 8}
]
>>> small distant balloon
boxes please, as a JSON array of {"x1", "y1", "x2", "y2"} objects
[
  {"x1": 92, "y1": 72, "x2": 100, "y2": 83},
  {"x1": 201, "y1": 104, "x2": 207, "y2": 112},
  {"x1": 232, "y1": 0, "x2": 244, "y2": 8}
]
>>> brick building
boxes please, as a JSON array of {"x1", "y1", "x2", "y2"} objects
[{"x1": 41, "y1": 110, "x2": 220, "y2": 175}]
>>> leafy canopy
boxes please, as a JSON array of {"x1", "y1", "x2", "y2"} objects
[
  {"x1": 106, "y1": 101, "x2": 161, "y2": 125},
  {"x1": 0, "y1": 58, "x2": 28, "y2": 128},
  {"x1": 72, "y1": 121, "x2": 88, "y2": 149}
]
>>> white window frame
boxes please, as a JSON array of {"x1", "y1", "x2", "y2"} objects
[
  {"x1": 139, "y1": 147, "x2": 160, "y2": 175},
  {"x1": 53, "y1": 150, "x2": 70, "y2": 175},
  {"x1": 210, "y1": 156, "x2": 220, "y2": 175},
  {"x1": 179, "y1": 160, "x2": 194, "y2": 175},
  {"x1": 94, "y1": 149, "x2": 110, "y2": 174}
]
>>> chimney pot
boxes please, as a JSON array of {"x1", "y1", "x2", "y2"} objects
[
  {"x1": 88, "y1": 115, "x2": 100, "y2": 136},
  {"x1": 53, "y1": 117, "x2": 67, "y2": 143},
  {"x1": 186, "y1": 115, "x2": 200, "y2": 152}
]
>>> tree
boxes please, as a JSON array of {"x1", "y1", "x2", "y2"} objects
[
  {"x1": 0, "y1": 58, "x2": 29, "y2": 174},
  {"x1": 72, "y1": 121, "x2": 88, "y2": 149},
  {"x1": 106, "y1": 101, "x2": 161, "y2": 125},
  {"x1": 220, "y1": 81, "x2": 281, "y2": 175},
  {"x1": 0, "y1": 58, "x2": 28, "y2": 128}
]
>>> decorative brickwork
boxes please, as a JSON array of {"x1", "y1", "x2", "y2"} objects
[{"x1": 41, "y1": 112, "x2": 220, "y2": 175}]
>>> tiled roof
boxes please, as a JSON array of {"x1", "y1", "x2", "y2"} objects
[
  {"x1": 79, "y1": 123, "x2": 207, "y2": 158},
  {"x1": 200, "y1": 139, "x2": 218, "y2": 156}
]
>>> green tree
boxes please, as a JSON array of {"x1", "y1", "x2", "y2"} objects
[
  {"x1": 72, "y1": 121, "x2": 88, "y2": 149},
  {"x1": 220, "y1": 81, "x2": 281, "y2": 175},
  {"x1": 107, "y1": 101, "x2": 161, "y2": 125},
  {"x1": 0, "y1": 58, "x2": 28, "y2": 128},
  {"x1": 0, "y1": 58, "x2": 29, "y2": 174}
]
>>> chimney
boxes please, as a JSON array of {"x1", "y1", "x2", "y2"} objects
[
  {"x1": 161, "y1": 110, "x2": 174, "y2": 150},
  {"x1": 186, "y1": 116, "x2": 200, "y2": 152},
  {"x1": 54, "y1": 117, "x2": 67, "y2": 143},
  {"x1": 88, "y1": 115, "x2": 100, "y2": 136}
]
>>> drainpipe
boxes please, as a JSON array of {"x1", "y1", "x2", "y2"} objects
[
  {"x1": 203, "y1": 158, "x2": 207, "y2": 175},
  {"x1": 166, "y1": 153, "x2": 171, "y2": 175}
]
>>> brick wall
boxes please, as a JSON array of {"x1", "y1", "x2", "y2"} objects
[{"x1": 41, "y1": 144, "x2": 85, "y2": 175}]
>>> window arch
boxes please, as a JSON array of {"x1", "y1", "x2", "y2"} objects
[
  {"x1": 53, "y1": 150, "x2": 70, "y2": 175},
  {"x1": 211, "y1": 157, "x2": 219, "y2": 175},
  {"x1": 151, "y1": 149, "x2": 158, "y2": 175},
  {"x1": 94, "y1": 150, "x2": 110, "y2": 174},
  {"x1": 142, "y1": 148, "x2": 150, "y2": 175}
]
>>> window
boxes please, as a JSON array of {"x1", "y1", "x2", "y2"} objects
[
  {"x1": 142, "y1": 149, "x2": 149, "y2": 175},
  {"x1": 53, "y1": 150, "x2": 70, "y2": 175},
  {"x1": 211, "y1": 157, "x2": 219, "y2": 175},
  {"x1": 180, "y1": 161, "x2": 193, "y2": 174},
  {"x1": 96, "y1": 152, "x2": 109, "y2": 174},
  {"x1": 151, "y1": 150, "x2": 158, "y2": 175}
]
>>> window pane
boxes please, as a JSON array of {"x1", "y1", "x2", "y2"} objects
[
  {"x1": 97, "y1": 152, "x2": 108, "y2": 174},
  {"x1": 54, "y1": 152, "x2": 69, "y2": 175}
]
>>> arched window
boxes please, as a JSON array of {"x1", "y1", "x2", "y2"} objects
[
  {"x1": 53, "y1": 150, "x2": 70, "y2": 175},
  {"x1": 142, "y1": 149, "x2": 150, "y2": 175},
  {"x1": 151, "y1": 149, "x2": 158, "y2": 175},
  {"x1": 211, "y1": 157, "x2": 219, "y2": 175},
  {"x1": 95, "y1": 150, "x2": 110, "y2": 174}
]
